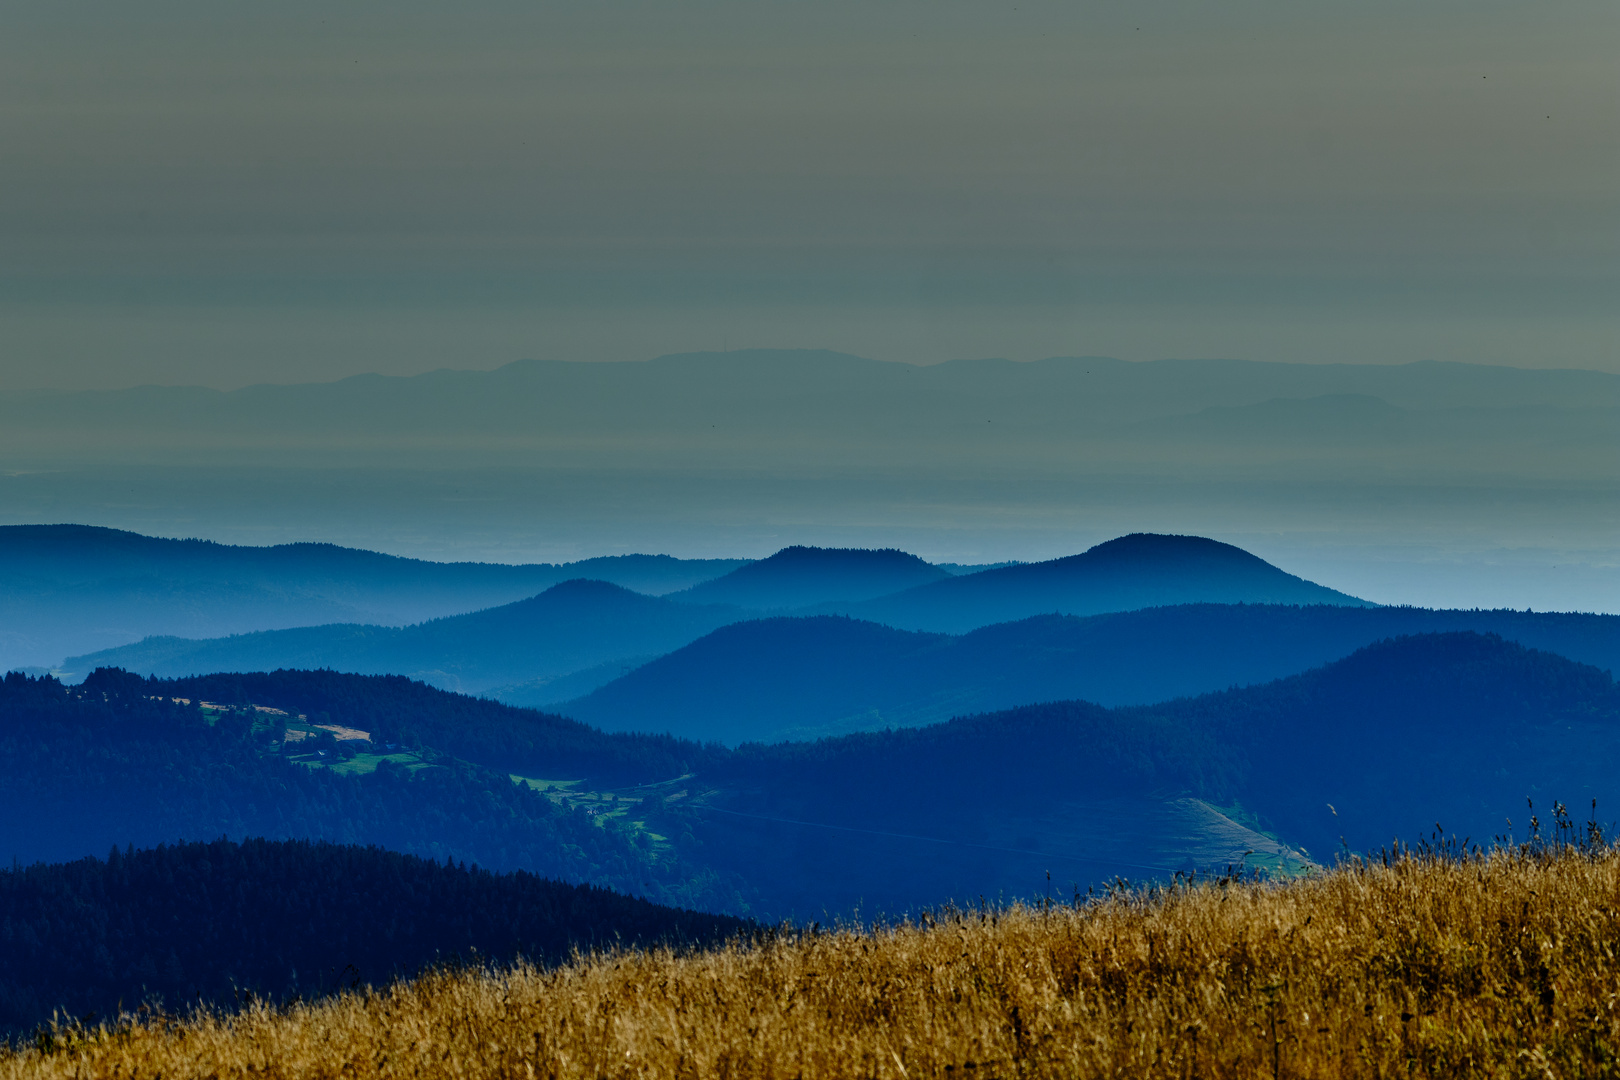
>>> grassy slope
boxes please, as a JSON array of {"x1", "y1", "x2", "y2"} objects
[{"x1": 9, "y1": 845, "x2": 1619, "y2": 1078}]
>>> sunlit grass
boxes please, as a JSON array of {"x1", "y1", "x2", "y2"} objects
[{"x1": 9, "y1": 843, "x2": 1620, "y2": 1078}]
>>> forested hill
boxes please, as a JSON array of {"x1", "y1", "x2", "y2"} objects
[
  {"x1": 0, "y1": 837, "x2": 751, "y2": 1036},
  {"x1": 703, "y1": 632, "x2": 1620, "y2": 869},
  {"x1": 0, "y1": 670, "x2": 736, "y2": 912},
  {"x1": 716, "y1": 631, "x2": 1618, "y2": 798},
  {"x1": 8, "y1": 635, "x2": 1619, "y2": 924},
  {"x1": 152, "y1": 667, "x2": 722, "y2": 783},
  {"x1": 564, "y1": 603, "x2": 1620, "y2": 744},
  {"x1": 1139, "y1": 632, "x2": 1620, "y2": 858}
]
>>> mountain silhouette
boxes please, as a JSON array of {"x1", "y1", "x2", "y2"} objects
[
  {"x1": 61, "y1": 535, "x2": 1373, "y2": 703},
  {"x1": 65, "y1": 579, "x2": 744, "y2": 695},
  {"x1": 0, "y1": 524, "x2": 743, "y2": 670},
  {"x1": 564, "y1": 603, "x2": 1620, "y2": 744},
  {"x1": 670, "y1": 545, "x2": 951, "y2": 609},
  {"x1": 5, "y1": 357, "x2": 1615, "y2": 614},
  {"x1": 567, "y1": 616, "x2": 951, "y2": 742},
  {"x1": 833, "y1": 533, "x2": 1368, "y2": 632}
]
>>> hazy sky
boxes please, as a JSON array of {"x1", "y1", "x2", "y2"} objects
[{"x1": 3, "y1": 0, "x2": 1616, "y2": 390}]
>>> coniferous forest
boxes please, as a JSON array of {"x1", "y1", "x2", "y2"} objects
[{"x1": 0, "y1": 837, "x2": 749, "y2": 1035}]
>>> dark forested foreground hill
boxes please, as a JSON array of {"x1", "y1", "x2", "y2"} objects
[
  {"x1": 66, "y1": 580, "x2": 746, "y2": 696},
  {"x1": 6, "y1": 635, "x2": 1617, "y2": 923},
  {"x1": 827, "y1": 533, "x2": 1369, "y2": 633},
  {"x1": 565, "y1": 603, "x2": 1620, "y2": 744},
  {"x1": 0, "y1": 524, "x2": 743, "y2": 670},
  {"x1": 0, "y1": 837, "x2": 751, "y2": 1036}
]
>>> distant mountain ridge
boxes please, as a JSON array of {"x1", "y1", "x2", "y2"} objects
[
  {"x1": 4, "y1": 355, "x2": 1614, "y2": 499},
  {"x1": 0, "y1": 524, "x2": 744, "y2": 670},
  {"x1": 4, "y1": 353, "x2": 1614, "y2": 616},
  {"x1": 8, "y1": 354, "x2": 1619, "y2": 450},
  {"x1": 670, "y1": 545, "x2": 950, "y2": 609},
  {"x1": 61, "y1": 534, "x2": 1367, "y2": 699},
  {"x1": 65, "y1": 579, "x2": 745, "y2": 695},
  {"x1": 565, "y1": 603, "x2": 1620, "y2": 744},
  {"x1": 832, "y1": 533, "x2": 1369, "y2": 633}
]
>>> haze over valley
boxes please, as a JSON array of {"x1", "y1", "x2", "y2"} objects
[{"x1": 4, "y1": 351, "x2": 1617, "y2": 613}]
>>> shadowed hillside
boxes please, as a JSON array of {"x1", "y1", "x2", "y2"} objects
[
  {"x1": 675, "y1": 632, "x2": 1620, "y2": 916},
  {"x1": 11, "y1": 633, "x2": 1618, "y2": 922},
  {"x1": 0, "y1": 668, "x2": 735, "y2": 912},
  {"x1": 835, "y1": 533, "x2": 1369, "y2": 633},
  {"x1": 564, "y1": 603, "x2": 1620, "y2": 744},
  {"x1": 567, "y1": 617, "x2": 952, "y2": 742},
  {"x1": 669, "y1": 546, "x2": 950, "y2": 609},
  {"x1": 0, "y1": 837, "x2": 750, "y2": 1036}
]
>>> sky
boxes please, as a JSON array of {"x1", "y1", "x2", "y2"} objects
[
  {"x1": 1, "y1": 0, "x2": 1616, "y2": 391},
  {"x1": 1, "y1": 1, "x2": 1616, "y2": 613}
]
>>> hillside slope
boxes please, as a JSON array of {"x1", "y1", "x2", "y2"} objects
[
  {"x1": 565, "y1": 604, "x2": 1620, "y2": 744},
  {"x1": 0, "y1": 524, "x2": 743, "y2": 669},
  {"x1": 12, "y1": 634, "x2": 1617, "y2": 923},
  {"x1": 0, "y1": 668, "x2": 735, "y2": 912},
  {"x1": 678, "y1": 632, "x2": 1620, "y2": 915},
  {"x1": 0, "y1": 837, "x2": 749, "y2": 1035},
  {"x1": 834, "y1": 533, "x2": 1369, "y2": 632},
  {"x1": 567, "y1": 617, "x2": 952, "y2": 742},
  {"x1": 64, "y1": 580, "x2": 745, "y2": 695}
]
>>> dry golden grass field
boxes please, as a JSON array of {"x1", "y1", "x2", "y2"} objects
[{"x1": 7, "y1": 845, "x2": 1620, "y2": 1079}]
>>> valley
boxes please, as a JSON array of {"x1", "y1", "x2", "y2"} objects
[{"x1": 5, "y1": 526, "x2": 1618, "y2": 1041}]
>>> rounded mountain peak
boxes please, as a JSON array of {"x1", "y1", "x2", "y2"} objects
[
  {"x1": 1076, "y1": 533, "x2": 1274, "y2": 568},
  {"x1": 672, "y1": 545, "x2": 949, "y2": 610}
]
